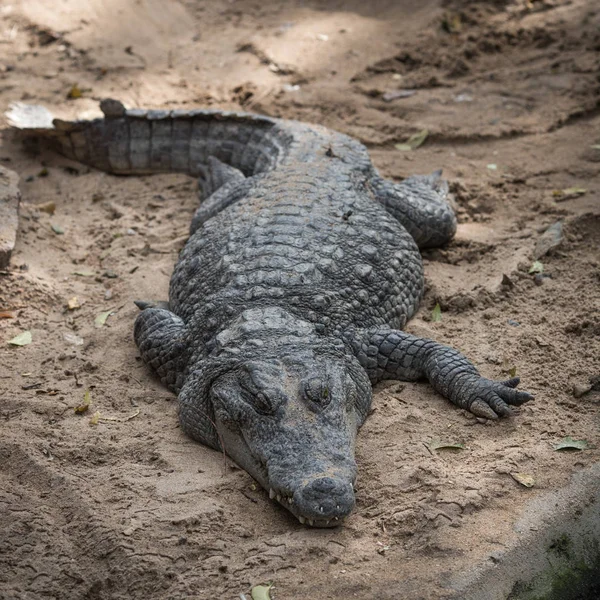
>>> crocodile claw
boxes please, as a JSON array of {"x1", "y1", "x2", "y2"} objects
[{"x1": 465, "y1": 376, "x2": 534, "y2": 420}]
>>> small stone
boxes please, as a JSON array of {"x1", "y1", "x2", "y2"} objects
[
  {"x1": 533, "y1": 273, "x2": 544, "y2": 286},
  {"x1": 507, "y1": 319, "x2": 520, "y2": 327},
  {"x1": 573, "y1": 383, "x2": 592, "y2": 398},
  {"x1": 533, "y1": 221, "x2": 563, "y2": 259}
]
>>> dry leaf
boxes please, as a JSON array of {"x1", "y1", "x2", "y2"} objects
[
  {"x1": 511, "y1": 472, "x2": 535, "y2": 488},
  {"x1": 0, "y1": 310, "x2": 16, "y2": 319},
  {"x1": 35, "y1": 201, "x2": 56, "y2": 215},
  {"x1": 528, "y1": 261, "x2": 544, "y2": 274},
  {"x1": 89, "y1": 411, "x2": 100, "y2": 425},
  {"x1": 67, "y1": 84, "x2": 82, "y2": 99},
  {"x1": 8, "y1": 331, "x2": 32, "y2": 346},
  {"x1": 442, "y1": 12, "x2": 462, "y2": 33},
  {"x1": 395, "y1": 129, "x2": 429, "y2": 151},
  {"x1": 74, "y1": 390, "x2": 91, "y2": 414},
  {"x1": 67, "y1": 297, "x2": 80, "y2": 310},
  {"x1": 94, "y1": 310, "x2": 113, "y2": 328},
  {"x1": 554, "y1": 436, "x2": 589, "y2": 451},
  {"x1": 251, "y1": 584, "x2": 273, "y2": 600}
]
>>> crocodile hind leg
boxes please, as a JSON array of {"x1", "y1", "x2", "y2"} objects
[
  {"x1": 134, "y1": 304, "x2": 188, "y2": 393},
  {"x1": 347, "y1": 327, "x2": 533, "y2": 419},
  {"x1": 190, "y1": 176, "x2": 258, "y2": 234},
  {"x1": 369, "y1": 170, "x2": 457, "y2": 249}
]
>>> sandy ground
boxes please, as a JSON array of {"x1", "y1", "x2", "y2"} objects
[{"x1": 0, "y1": 0, "x2": 599, "y2": 598}]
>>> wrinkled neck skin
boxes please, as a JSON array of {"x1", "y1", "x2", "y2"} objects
[{"x1": 196, "y1": 307, "x2": 372, "y2": 527}]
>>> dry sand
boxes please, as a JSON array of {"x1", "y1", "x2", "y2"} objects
[{"x1": 0, "y1": 0, "x2": 599, "y2": 598}]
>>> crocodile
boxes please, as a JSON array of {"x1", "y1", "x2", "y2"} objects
[{"x1": 7, "y1": 99, "x2": 533, "y2": 527}]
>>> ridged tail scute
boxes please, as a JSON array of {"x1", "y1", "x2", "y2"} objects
[{"x1": 6, "y1": 98, "x2": 289, "y2": 178}]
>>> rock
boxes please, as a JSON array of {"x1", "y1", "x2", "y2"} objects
[
  {"x1": 533, "y1": 221, "x2": 563, "y2": 259},
  {"x1": 572, "y1": 383, "x2": 592, "y2": 399},
  {"x1": 0, "y1": 166, "x2": 21, "y2": 269}
]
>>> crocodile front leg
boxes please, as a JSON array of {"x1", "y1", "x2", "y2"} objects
[
  {"x1": 134, "y1": 304, "x2": 188, "y2": 393},
  {"x1": 370, "y1": 170, "x2": 457, "y2": 249},
  {"x1": 346, "y1": 327, "x2": 533, "y2": 419}
]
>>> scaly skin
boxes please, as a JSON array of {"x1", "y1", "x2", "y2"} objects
[{"x1": 7, "y1": 99, "x2": 533, "y2": 527}]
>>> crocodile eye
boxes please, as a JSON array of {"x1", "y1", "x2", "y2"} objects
[
  {"x1": 303, "y1": 378, "x2": 331, "y2": 407},
  {"x1": 253, "y1": 392, "x2": 274, "y2": 415}
]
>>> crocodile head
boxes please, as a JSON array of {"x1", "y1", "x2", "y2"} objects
[{"x1": 209, "y1": 350, "x2": 371, "y2": 526}]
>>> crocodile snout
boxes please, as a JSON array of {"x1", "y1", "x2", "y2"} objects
[{"x1": 294, "y1": 476, "x2": 355, "y2": 525}]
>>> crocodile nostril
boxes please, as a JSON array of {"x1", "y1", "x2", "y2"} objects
[
  {"x1": 310, "y1": 477, "x2": 337, "y2": 494},
  {"x1": 298, "y1": 477, "x2": 355, "y2": 519}
]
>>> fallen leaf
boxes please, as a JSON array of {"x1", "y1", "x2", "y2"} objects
[
  {"x1": 508, "y1": 366, "x2": 517, "y2": 378},
  {"x1": 429, "y1": 439, "x2": 464, "y2": 451},
  {"x1": 51, "y1": 223, "x2": 64, "y2": 235},
  {"x1": 486, "y1": 163, "x2": 498, "y2": 170},
  {"x1": 0, "y1": 310, "x2": 16, "y2": 319},
  {"x1": 8, "y1": 331, "x2": 32, "y2": 346},
  {"x1": 67, "y1": 84, "x2": 82, "y2": 99},
  {"x1": 591, "y1": 144, "x2": 600, "y2": 150},
  {"x1": 74, "y1": 389, "x2": 91, "y2": 414},
  {"x1": 73, "y1": 270, "x2": 95, "y2": 277},
  {"x1": 38, "y1": 167, "x2": 49, "y2": 177},
  {"x1": 511, "y1": 472, "x2": 535, "y2": 488},
  {"x1": 441, "y1": 12, "x2": 462, "y2": 33},
  {"x1": 251, "y1": 584, "x2": 273, "y2": 600},
  {"x1": 89, "y1": 411, "x2": 100, "y2": 425},
  {"x1": 553, "y1": 187, "x2": 587, "y2": 200},
  {"x1": 94, "y1": 310, "x2": 113, "y2": 328},
  {"x1": 67, "y1": 296, "x2": 80, "y2": 310},
  {"x1": 35, "y1": 201, "x2": 56, "y2": 215},
  {"x1": 554, "y1": 436, "x2": 589, "y2": 451},
  {"x1": 528, "y1": 261, "x2": 544, "y2": 274},
  {"x1": 431, "y1": 303, "x2": 442, "y2": 322},
  {"x1": 382, "y1": 89, "x2": 416, "y2": 102},
  {"x1": 395, "y1": 129, "x2": 429, "y2": 151}
]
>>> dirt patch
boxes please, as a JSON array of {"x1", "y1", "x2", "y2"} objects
[{"x1": 1, "y1": 1, "x2": 599, "y2": 599}]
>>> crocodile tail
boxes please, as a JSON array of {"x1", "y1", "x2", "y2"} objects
[{"x1": 6, "y1": 99, "x2": 290, "y2": 177}]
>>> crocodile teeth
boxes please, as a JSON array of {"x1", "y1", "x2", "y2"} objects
[
  {"x1": 276, "y1": 494, "x2": 281, "y2": 502},
  {"x1": 288, "y1": 497, "x2": 293, "y2": 504},
  {"x1": 308, "y1": 519, "x2": 314, "y2": 527},
  {"x1": 325, "y1": 520, "x2": 330, "y2": 526},
  {"x1": 319, "y1": 506, "x2": 324, "y2": 513},
  {"x1": 334, "y1": 516, "x2": 339, "y2": 521},
  {"x1": 269, "y1": 488, "x2": 276, "y2": 499},
  {"x1": 298, "y1": 516, "x2": 306, "y2": 524}
]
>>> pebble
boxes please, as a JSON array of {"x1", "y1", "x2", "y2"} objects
[
  {"x1": 573, "y1": 383, "x2": 592, "y2": 398},
  {"x1": 533, "y1": 221, "x2": 563, "y2": 259}
]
